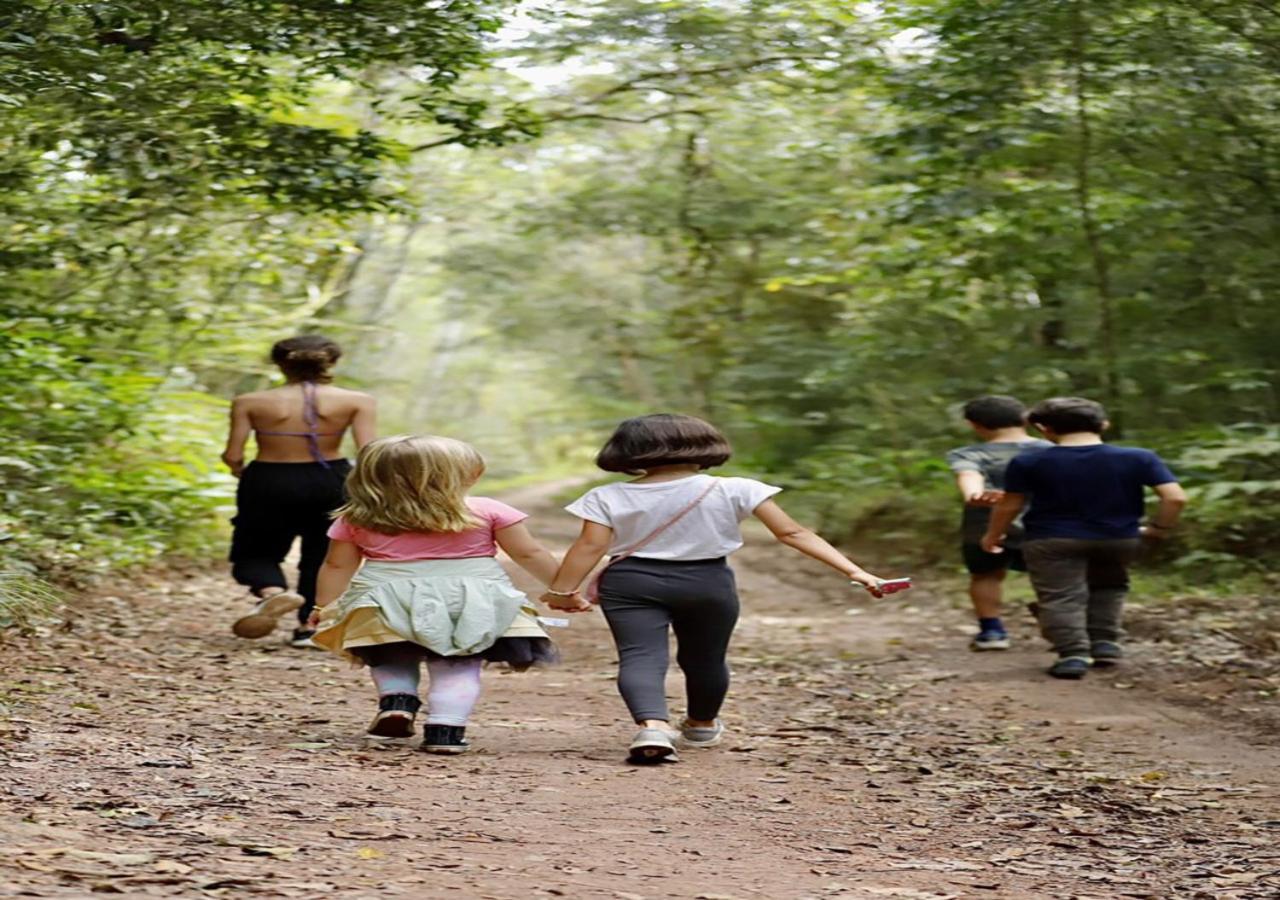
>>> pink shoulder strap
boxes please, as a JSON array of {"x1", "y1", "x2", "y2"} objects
[{"x1": 585, "y1": 478, "x2": 719, "y2": 603}]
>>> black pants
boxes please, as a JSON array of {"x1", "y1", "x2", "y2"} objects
[
  {"x1": 598, "y1": 557, "x2": 739, "y2": 724},
  {"x1": 229, "y1": 460, "x2": 350, "y2": 624}
]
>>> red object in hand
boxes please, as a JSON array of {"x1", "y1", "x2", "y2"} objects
[{"x1": 876, "y1": 577, "x2": 913, "y2": 595}]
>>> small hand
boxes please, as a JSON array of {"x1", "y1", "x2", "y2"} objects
[
  {"x1": 540, "y1": 591, "x2": 592, "y2": 613},
  {"x1": 306, "y1": 609, "x2": 322, "y2": 630},
  {"x1": 1140, "y1": 525, "x2": 1170, "y2": 540},
  {"x1": 980, "y1": 532, "x2": 1005, "y2": 554}
]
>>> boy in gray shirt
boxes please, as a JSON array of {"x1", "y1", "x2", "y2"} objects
[{"x1": 946, "y1": 396, "x2": 1051, "y2": 650}]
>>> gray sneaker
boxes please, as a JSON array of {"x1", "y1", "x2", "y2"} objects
[
  {"x1": 678, "y1": 719, "x2": 725, "y2": 748},
  {"x1": 1090, "y1": 641, "x2": 1123, "y2": 666},
  {"x1": 627, "y1": 728, "x2": 678, "y2": 764}
]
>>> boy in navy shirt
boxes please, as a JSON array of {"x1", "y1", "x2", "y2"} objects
[{"x1": 980, "y1": 397, "x2": 1187, "y2": 679}]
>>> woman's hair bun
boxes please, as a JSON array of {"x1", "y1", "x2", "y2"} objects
[{"x1": 271, "y1": 335, "x2": 343, "y2": 382}]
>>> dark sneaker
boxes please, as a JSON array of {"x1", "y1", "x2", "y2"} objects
[
  {"x1": 1090, "y1": 641, "x2": 1123, "y2": 666},
  {"x1": 368, "y1": 694, "x2": 421, "y2": 738},
  {"x1": 289, "y1": 628, "x2": 319, "y2": 649},
  {"x1": 971, "y1": 630, "x2": 1011, "y2": 651},
  {"x1": 422, "y1": 724, "x2": 470, "y2": 755},
  {"x1": 232, "y1": 592, "x2": 304, "y2": 639},
  {"x1": 1048, "y1": 656, "x2": 1091, "y2": 679}
]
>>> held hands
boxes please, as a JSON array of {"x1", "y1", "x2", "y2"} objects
[
  {"x1": 539, "y1": 590, "x2": 593, "y2": 613},
  {"x1": 980, "y1": 531, "x2": 1005, "y2": 554}
]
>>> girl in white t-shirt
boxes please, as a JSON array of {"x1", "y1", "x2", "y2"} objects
[{"x1": 540, "y1": 414, "x2": 901, "y2": 764}]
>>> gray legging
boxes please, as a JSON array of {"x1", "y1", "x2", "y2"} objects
[{"x1": 598, "y1": 557, "x2": 740, "y2": 724}]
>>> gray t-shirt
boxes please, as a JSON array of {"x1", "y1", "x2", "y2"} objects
[{"x1": 946, "y1": 440, "x2": 1052, "y2": 543}]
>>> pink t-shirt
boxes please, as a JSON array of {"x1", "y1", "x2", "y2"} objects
[{"x1": 327, "y1": 497, "x2": 528, "y2": 561}]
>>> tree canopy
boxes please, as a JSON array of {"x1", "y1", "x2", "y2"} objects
[{"x1": 3, "y1": 0, "x2": 1277, "y2": 585}]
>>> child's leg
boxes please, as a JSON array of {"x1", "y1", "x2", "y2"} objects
[
  {"x1": 1085, "y1": 540, "x2": 1141, "y2": 645},
  {"x1": 668, "y1": 570, "x2": 740, "y2": 724},
  {"x1": 600, "y1": 595, "x2": 674, "y2": 725},
  {"x1": 1023, "y1": 539, "x2": 1092, "y2": 657},
  {"x1": 363, "y1": 642, "x2": 423, "y2": 697},
  {"x1": 424, "y1": 658, "x2": 484, "y2": 726},
  {"x1": 968, "y1": 570, "x2": 1005, "y2": 619}
]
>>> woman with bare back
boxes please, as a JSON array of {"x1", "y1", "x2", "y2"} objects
[{"x1": 221, "y1": 335, "x2": 377, "y2": 646}]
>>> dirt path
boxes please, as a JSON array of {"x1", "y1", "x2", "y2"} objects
[{"x1": 2, "y1": 482, "x2": 1278, "y2": 899}]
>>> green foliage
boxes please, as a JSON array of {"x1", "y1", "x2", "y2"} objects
[
  {"x1": 1163, "y1": 427, "x2": 1280, "y2": 575},
  {"x1": 326, "y1": 0, "x2": 1277, "y2": 578},
  {"x1": 0, "y1": 573, "x2": 61, "y2": 630},
  {"x1": 3, "y1": 0, "x2": 1278, "y2": 585},
  {"x1": 0, "y1": 0, "x2": 511, "y2": 581}
]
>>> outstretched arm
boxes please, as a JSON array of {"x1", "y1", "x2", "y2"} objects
[
  {"x1": 955, "y1": 470, "x2": 1002, "y2": 505},
  {"x1": 980, "y1": 492, "x2": 1027, "y2": 553},
  {"x1": 495, "y1": 522, "x2": 561, "y2": 586},
  {"x1": 752, "y1": 500, "x2": 886, "y2": 595},
  {"x1": 221, "y1": 397, "x2": 252, "y2": 477},
  {"x1": 538, "y1": 520, "x2": 613, "y2": 611}
]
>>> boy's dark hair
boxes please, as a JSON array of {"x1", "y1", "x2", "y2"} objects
[
  {"x1": 1027, "y1": 397, "x2": 1108, "y2": 434},
  {"x1": 596, "y1": 414, "x2": 732, "y2": 474},
  {"x1": 271, "y1": 335, "x2": 342, "y2": 383},
  {"x1": 962, "y1": 395, "x2": 1027, "y2": 430}
]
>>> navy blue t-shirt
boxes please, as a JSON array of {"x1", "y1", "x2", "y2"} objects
[{"x1": 1004, "y1": 444, "x2": 1177, "y2": 540}]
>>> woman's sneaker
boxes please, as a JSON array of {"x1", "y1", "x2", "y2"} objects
[
  {"x1": 232, "y1": 592, "x2": 304, "y2": 639},
  {"x1": 368, "y1": 694, "x2": 421, "y2": 738},
  {"x1": 422, "y1": 724, "x2": 470, "y2": 755},
  {"x1": 971, "y1": 630, "x2": 1011, "y2": 651},
  {"x1": 678, "y1": 719, "x2": 725, "y2": 748},
  {"x1": 1048, "y1": 656, "x2": 1091, "y2": 679},
  {"x1": 627, "y1": 727, "x2": 679, "y2": 764},
  {"x1": 1090, "y1": 641, "x2": 1123, "y2": 666}
]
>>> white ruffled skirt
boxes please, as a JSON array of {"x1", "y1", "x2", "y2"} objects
[{"x1": 311, "y1": 557, "x2": 556, "y2": 668}]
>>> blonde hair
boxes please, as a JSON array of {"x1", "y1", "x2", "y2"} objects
[{"x1": 336, "y1": 435, "x2": 485, "y2": 534}]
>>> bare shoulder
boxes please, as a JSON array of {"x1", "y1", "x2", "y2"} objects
[
  {"x1": 231, "y1": 389, "x2": 274, "y2": 406},
  {"x1": 322, "y1": 385, "x2": 376, "y2": 402}
]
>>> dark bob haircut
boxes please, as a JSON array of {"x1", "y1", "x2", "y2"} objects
[
  {"x1": 1028, "y1": 397, "x2": 1108, "y2": 435},
  {"x1": 962, "y1": 395, "x2": 1027, "y2": 430},
  {"x1": 596, "y1": 414, "x2": 732, "y2": 474}
]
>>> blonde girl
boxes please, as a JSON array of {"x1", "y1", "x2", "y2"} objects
[{"x1": 310, "y1": 435, "x2": 561, "y2": 754}]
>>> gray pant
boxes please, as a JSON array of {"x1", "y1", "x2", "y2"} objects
[
  {"x1": 598, "y1": 557, "x2": 739, "y2": 723},
  {"x1": 1022, "y1": 538, "x2": 1141, "y2": 658}
]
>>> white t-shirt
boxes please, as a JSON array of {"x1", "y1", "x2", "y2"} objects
[{"x1": 564, "y1": 474, "x2": 782, "y2": 560}]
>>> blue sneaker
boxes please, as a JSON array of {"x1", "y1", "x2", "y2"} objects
[
  {"x1": 971, "y1": 630, "x2": 1011, "y2": 651},
  {"x1": 1048, "y1": 656, "x2": 1091, "y2": 679}
]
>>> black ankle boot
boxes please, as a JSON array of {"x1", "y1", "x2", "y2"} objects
[
  {"x1": 422, "y1": 724, "x2": 470, "y2": 755},
  {"x1": 366, "y1": 694, "x2": 421, "y2": 738}
]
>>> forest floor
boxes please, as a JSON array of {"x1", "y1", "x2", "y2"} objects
[{"x1": 1, "y1": 481, "x2": 1278, "y2": 899}]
